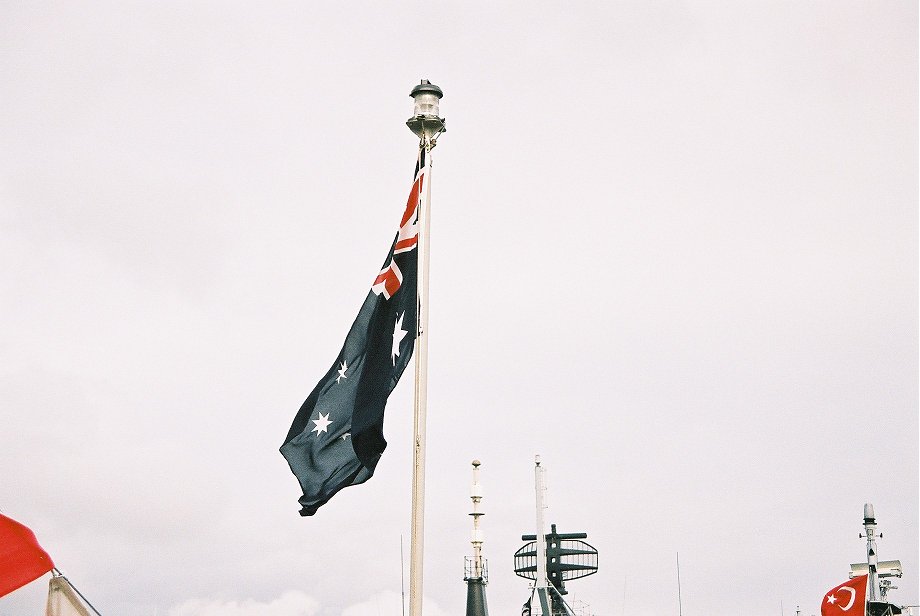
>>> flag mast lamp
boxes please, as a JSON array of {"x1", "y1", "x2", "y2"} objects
[{"x1": 407, "y1": 79, "x2": 445, "y2": 616}]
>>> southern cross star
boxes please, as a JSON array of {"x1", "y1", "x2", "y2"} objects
[
  {"x1": 336, "y1": 360, "x2": 348, "y2": 383},
  {"x1": 310, "y1": 412, "x2": 333, "y2": 435},
  {"x1": 391, "y1": 312, "x2": 408, "y2": 365},
  {"x1": 341, "y1": 432, "x2": 351, "y2": 441}
]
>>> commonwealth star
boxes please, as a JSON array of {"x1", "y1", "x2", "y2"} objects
[
  {"x1": 391, "y1": 312, "x2": 408, "y2": 365},
  {"x1": 310, "y1": 412, "x2": 333, "y2": 436}
]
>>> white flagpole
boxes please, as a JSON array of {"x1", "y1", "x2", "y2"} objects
[
  {"x1": 409, "y1": 138, "x2": 432, "y2": 616},
  {"x1": 406, "y1": 80, "x2": 445, "y2": 616}
]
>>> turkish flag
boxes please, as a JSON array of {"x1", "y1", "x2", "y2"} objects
[
  {"x1": 821, "y1": 575, "x2": 868, "y2": 616},
  {"x1": 0, "y1": 513, "x2": 54, "y2": 598}
]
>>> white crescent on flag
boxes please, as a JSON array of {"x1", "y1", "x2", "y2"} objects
[{"x1": 836, "y1": 586, "x2": 857, "y2": 611}]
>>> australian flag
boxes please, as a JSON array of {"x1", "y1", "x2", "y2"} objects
[{"x1": 281, "y1": 149, "x2": 426, "y2": 516}]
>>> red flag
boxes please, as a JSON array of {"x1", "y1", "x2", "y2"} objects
[
  {"x1": 821, "y1": 575, "x2": 868, "y2": 616},
  {"x1": 0, "y1": 513, "x2": 54, "y2": 598}
]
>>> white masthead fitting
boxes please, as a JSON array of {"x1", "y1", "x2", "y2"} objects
[{"x1": 407, "y1": 79, "x2": 446, "y2": 141}]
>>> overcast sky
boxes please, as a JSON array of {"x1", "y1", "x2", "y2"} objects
[{"x1": 0, "y1": 2, "x2": 917, "y2": 616}]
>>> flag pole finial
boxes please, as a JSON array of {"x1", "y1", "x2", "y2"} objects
[{"x1": 407, "y1": 79, "x2": 446, "y2": 142}]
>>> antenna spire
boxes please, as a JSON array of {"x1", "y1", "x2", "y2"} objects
[
  {"x1": 464, "y1": 460, "x2": 489, "y2": 616},
  {"x1": 470, "y1": 459, "x2": 485, "y2": 577},
  {"x1": 862, "y1": 503, "x2": 880, "y2": 602}
]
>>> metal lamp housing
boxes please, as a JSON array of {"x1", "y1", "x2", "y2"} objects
[{"x1": 407, "y1": 79, "x2": 446, "y2": 140}]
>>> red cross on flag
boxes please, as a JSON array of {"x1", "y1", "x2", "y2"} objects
[{"x1": 821, "y1": 575, "x2": 868, "y2": 616}]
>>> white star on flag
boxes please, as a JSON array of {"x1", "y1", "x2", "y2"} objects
[
  {"x1": 826, "y1": 595, "x2": 837, "y2": 605},
  {"x1": 336, "y1": 360, "x2": 348, "y2": 383},
  {"x1": 341, "y1": 433, "x2": 351, "y2": 441},
  {"x1": 310, "y1": 412, "x2": 333, "y2": 435},
  {"x1": 391, "y1": 312, "x2": 408, "y2": 365}
]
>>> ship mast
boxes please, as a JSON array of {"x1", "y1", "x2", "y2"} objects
[
  {"x1": 465, "y1": 460, "x2": 490, "y2": 616},
  {"x1": 862, "y1": 503, "x2": 880, "y2": 603},
  {"x1": 516, "y1": 457, "x2": 598, "y2": 616},
  {"x1": 406, "y1": 80, "x2": 446, "y2": 616},
  {"x1": 470, "y1": 460, "x2": 485, "y2": 578},
  {"x1": 534, "y1": 456, "x2": 551, "y2": 615},
  {"x1": 853, "y1": 503, "x2": 906, "y2": 616}
]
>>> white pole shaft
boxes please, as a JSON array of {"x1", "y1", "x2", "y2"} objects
[
  {"x1": 677, "y1": 552, "x2": 683, "y2": 616},
  {"x1": 409, "y1": 140, "x2": 433, "y2": 616},
  {"x1": 535, "y1": 456, "x2": 548, "y2": 590},
  {"x1": 864, "y1": 519, "x2": 879, "y2": 602}
]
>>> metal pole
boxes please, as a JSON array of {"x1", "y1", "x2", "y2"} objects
[
  {"x1": 470, "y1": 460, "x2": 484, "y2": 578},
  {"x1": 534, "y1": 456, "x2": 551, "y2": 616},
  {"x1": 401, "y1": 536, "x2": 407, "y2": 616},
  {"x1": 535, "y1": 456, "x2": 548, "y2": 589},
  {"x1": 677, "y1": 553, "x2": 682, "y2": 616},
  {"x1": 409, "y1": 137, "x2": 433, "y2": 616},
  {"x1": 863, "y1": 503, "x2": 880, "y2": 603},
  {"x1": 622, "y1": 575, "x2": 627, "y2": 616}
]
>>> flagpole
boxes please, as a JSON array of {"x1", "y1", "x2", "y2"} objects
[
  {"x1": 409, "y1": 136, "x2": 430, "y2": 616},
  {"x1": 406, "y1": 80, "x2": 445, "y2": 616}
]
